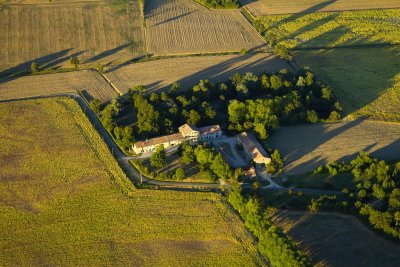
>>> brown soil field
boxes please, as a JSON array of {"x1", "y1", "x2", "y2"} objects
[
  {"x1": 268, "y1": 119, "x2": 400, "y2": 175},
  {"x1": 0, "y1": 70, "x2": 117, "y2": 102},
  {"x1": 106, "y1": 53, "x2": 293, "y2": 93},
  {"x1": 0, "y1": 0, "x2": 144, "y2": 75},
  {"x1": 271, "y1": 210, "x2": 400, "y2": 266},
  {"x1": 239, "y1": 0, "x2": 400, "y2": 16},
  {"x1": 144, "y1": 0, "x2": 266, "y2": 55}
]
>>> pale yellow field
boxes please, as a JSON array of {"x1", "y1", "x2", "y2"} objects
[
  {"x1": 0, "y1": 70, "x2": 117, "y2": 101},
  {"x1": 240, "y1": 0, "x2": 400, "y2": 16},
  {"x1": 0, "y1": 0, "x2": 144, "y2": 74},
  {"x1": 0, "y1": 98, "x2": 263, "y2": 266},
  {"x1": 268, "y1": 119, "x2": 400, "y2": 174},
  {"x1": 106, "y1": 53, "x2": 292, "y2": 93},
  {"x1": 145, "y1": 0, "x2": 266, "y2": 55},
  {"x1": 271, "y1": 210, "x2": 400, "y2": 266}
]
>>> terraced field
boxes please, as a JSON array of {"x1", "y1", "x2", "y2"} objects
[
  {"x1": 106, "y1": 53, "x2": 292, "y2": 93},
  {"x1": 268, "y1": 119, "x2": 400, "y2": 174},
  {"x1": 0, "y1": 0, "x2": 144, "y2": 75},
  {"x1": 0, "y1": 98, "x2": 263, "y2": 266},
  {"x1": 271, "y1": 210, "x2": 400, "y2": 266},
  {"x1": 240, "y1": 0, "x2": 400, "y2": 16},
  {"x1": 0, "y1": 70, "x2": 117, "y2": 102},
  {"x1": 144, "y1": 0, "x2": 265, "y2": 55}
]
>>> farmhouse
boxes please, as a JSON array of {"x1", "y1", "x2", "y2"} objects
[
  {"x1": 237, "y1": 132, "x2": 271, "y2": 165},
  {"x1": 133, "y1": 124, "x2": 223, "y2": 154}
]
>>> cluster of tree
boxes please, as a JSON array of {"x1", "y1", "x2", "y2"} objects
[
  {"x1": 266, "y1": 149, "x2": 284, "y2": 175},
  {"x1": 252, "y1": 20, "x2": 293, "y2": 61},
  {"x1": 90, "y1": 98, "x2": 135, "y2": 151},
  {"x1": 129, "y1": 68, "x2": 341, "y2": 141},
  {"x1": 179, "y1": 141, "x2": 232, "y2": 181},
  {"x1": 194, "y1": 0, "x2": 238, "y2": 9},
  {"x1": 228, "y1": 183, "x2": 312, "y2": 266},
  {"x1": 308, "y1": 194, "x2": 350, "y2": 213},
  {"x1": 315, "y1": 152, "x2": 400, "y2": 239}
]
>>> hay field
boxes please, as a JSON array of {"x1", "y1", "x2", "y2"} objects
[
  {"x1": 240, "y1": 0, "x2": 400, "y2": 16},
  {"x1": 106, "y1": 53, "x2": 292, "y2": 93},
  {"x1": 0, "y1": 0, "x2": 144, "y2": 75},
  {"x1": 0, "y1": 98, "x2": 263, "y2": 266},
  {"x1": 271, "y1": 210, "x2": 400, "y2": 266},
  {"x1": 268, "y1": 119, "x2": 400, "y2": 175},
  {"x1": 0, "y1": 70, "x2": 117, "y2": 102},
  {"x1": 144, "y1": 0, "x2": 265, "y2": 55}
]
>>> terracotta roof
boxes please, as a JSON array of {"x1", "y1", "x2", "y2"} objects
[
  {"x1": 237, "y1": 132, "x2": 270, "y2": 164},
  {"x1": 134, "y1": 133, "x2": 184, "y2": 149},
  {"x1": 178, "y1": 124, "x2": 198, "y2": 136},
  {"x1": 198, "y1": 125, "x2": 222, "y2": 135}
]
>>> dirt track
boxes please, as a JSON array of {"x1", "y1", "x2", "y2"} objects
[{"x1": 268, "y1": 119, "x2": 400, "y2": 174}]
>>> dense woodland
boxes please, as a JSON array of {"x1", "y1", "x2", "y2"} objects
[
  {"x1": 310, "y1": 153, "x2": 400, "y2": 239},
  {"x1": 93, "y1": 68, "x2": 342, "y2": 151}
]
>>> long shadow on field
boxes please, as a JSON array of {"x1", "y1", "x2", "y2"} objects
[
  {"x1": 153, "y1": 10, "x2": 196, "y2": 27},
  {"x1": 0, "y1": 48, "x2": 73, "y2": 81},
  {"x1": 85, "y1": 43, "x2": 133, "y2": 63},
  {"x1": 270, "y1": 119, "x2": 365, "y2": 175}
]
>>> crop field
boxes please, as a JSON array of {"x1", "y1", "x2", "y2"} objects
[
  {"x1": 106, "y1": 53, "x2": 293, "y2": 93},
  {"x1": 259, "y1": 9, "x2": 400, "y2": 49},
  {"x1": 0, "y1": 0, "x2": 144, "y2": 75},
  {"x1": 240, "y1": 0, "x2": 400, "y2": 16},
  {"x1": 268, "y1": 119, "x2": 400, "y2": 175},
  {"x1": 144, "y1": 0, "x2": 265, "y2": 55},
  {"x1": 270, "y1": 210, "x2": 400, "y2": 266},
  {"x1": 0, "y1": 70, "x2": 117, "y2": 102},
  {"x1": 0, "y1": 98, "x2": 263, "y2": 266}
]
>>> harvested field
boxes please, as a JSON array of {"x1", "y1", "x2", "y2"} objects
[
  {"x1": 271, "y1": 210, "x2": 400, "y2": 266},
  {"x1": 0, "y1": 70, "x2": 117, "y2": 102},
  {"x1": 268, "y1": 119, "x2": 400, "y2": 174},
  {"x1": 144, "y1": 0, "x2": 265, "y2": 55},
  {"x1": 0, "y1": 0, "x2": 144, "y2": 75},
  {"x1": 106, "y1": 53, "x2": 293, "y2": 93},
  {"x1": 0, "y1": 98, "x2": 263, "y2": 266},
  {"x1": 240, "y1": 0, "x2": 400, "y2": 16}
]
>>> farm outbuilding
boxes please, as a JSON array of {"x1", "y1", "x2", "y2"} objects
[{"x1": 237, "y1": 132, "x2": 271, "y2": 165}]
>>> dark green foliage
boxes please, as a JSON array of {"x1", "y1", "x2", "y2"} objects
[
  {"x1": 70, "y1": 56, "x2": 80, "y2": 68},
  {"x1": 31, "y1": 62, "x2": 39, "y2": 73},
  {"x1": 113, "y1": 126, "x2": 134, "y2": 150},
  {"x1": 89, "y1": 99, "x2": 102, "y2": 114},
  {"x1": 150, "y1": 145, "x2": 166, "y2": 169},
  {"x1": 174, "y1": 168, "x2": 185, "y2": 181},
  {"x1": 133, "y1": 93, "x2": 159, "y2": 135},
  {"x1": 267, "y1": 149, "x2": 284, "y2": 175},
  {"x1": 318, "y1": 152, "x2": 400, "y2": 239},
  {"x1": 180, "y1": 142, "x2": 195, "y2": 165},
  {"x1": 228, "y1": 184, "x2": 312, "y2": 266},
  {"x1": 210, "y1": 153, "x2": 232, "y2": 180},
  {"x1": 194, "y1": 0, "x2": 238, "y2": 9}
]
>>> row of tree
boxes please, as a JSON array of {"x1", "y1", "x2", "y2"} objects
[{"x1": 228, "y1": 183, "x2": 312, "y2": 266}]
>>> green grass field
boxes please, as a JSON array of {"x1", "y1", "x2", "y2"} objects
[
  {"x1": 0, "y1": 98, "x2": 262, "y2": 266},
  {"x1": 259, "y1": 9, "x2": 400, "y2": 49},
  {"x1": 257, "y1": 9, "x2": 400, "y2": 120}
]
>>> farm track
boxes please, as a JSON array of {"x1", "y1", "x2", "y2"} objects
[{"x1": 144, "y1": 0, "x2": 266, "y2": 55}]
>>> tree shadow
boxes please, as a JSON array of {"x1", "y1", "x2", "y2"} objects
[
  {"x1": 85, "y1": 43, "x2": 133, "y2": 63},
  {"x1": 153, "y1": 10, "x2": 196, "y2": 27}
]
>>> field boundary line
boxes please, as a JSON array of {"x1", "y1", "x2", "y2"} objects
[{"x1": 99, "y1": 72, "x2": 123, "y2": 96}]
